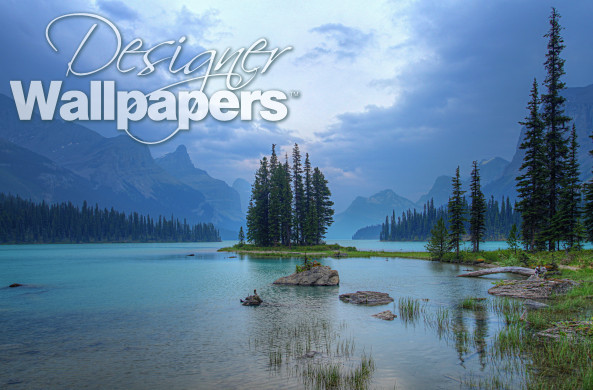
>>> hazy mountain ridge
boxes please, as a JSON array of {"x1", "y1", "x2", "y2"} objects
[
  {"x1": 156, "y1": 145, "x2": 244, "y2": 230},
  {"x1": 0, "y1": 94, "x2": 242, "y2": 238},
  {"x1": 327, "y1": 189, "x2": 417, "y2": 238}
]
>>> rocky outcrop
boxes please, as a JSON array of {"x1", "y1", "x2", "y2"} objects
[
  {"x1": 488, "y1": 279, "x2": 578, "y2": 299},
  {"x1": 372, "y1": 310, "x2": 397, "y2": 320},
  {"x1": 241, "y1": 293, "x2": 262, "y2": 306},
  {"x1": 339, "y1": 291, "x2": 394, "y2": 306},
  {"x1": 273, "y1": 266, "x2": 339, "y2": 286},
  {"x1": 8, "y1": 283, "x2": 23, "y2": 288}
]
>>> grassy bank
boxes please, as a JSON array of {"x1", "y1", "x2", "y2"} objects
[{"x1": 218, "y1": 243, "x2": 433, "y2": 259}]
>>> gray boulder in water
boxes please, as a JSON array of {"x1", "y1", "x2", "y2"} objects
[
  {"x1": 339, "y1": 291, "x2": 394, "y2": 306},
  {"x1": 273, "y1": 266, "x2": 339, "y2": 286}
]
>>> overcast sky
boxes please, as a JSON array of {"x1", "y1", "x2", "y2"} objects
[{"x1": 2, "y1": 0, "x2": 593, "y2": 212}]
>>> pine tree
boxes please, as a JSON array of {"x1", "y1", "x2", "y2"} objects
[
  {"x1": 584, "y1": 130, "x2": 593, "y2": 242},
  {"x1": 246, "y1": 157, "x2": 270, "y2": 246},
  {"x1": 238, "y1": 226, "x2": 245, "y2": 245},
  {"x1": 280, "y1": 156, "x2": 293, "y2": 246},
  {"x1": 507, "y1": 223, "x2": 520, "y2": 254},
  {"x1": 303, "y1": 153, "x2": 316, "y2": 244},
  {"x1": 448, "y1": 166, "x2": 466, "y2": 258},
  {"x1": 469, "y1": 161, "x2": 487, "y2": 252},
  {"x1": 515, "y1": 79, "x2": 547, "y2": 251},
  {"x1": 311, "y1": 167, "x2": 334, "y2": 243},
  {"x1": 292, "y1": 144, "x2": 305, "y2": 244},
  {"x1": 541, "y1": 7, "x2": 571, "y2": 250},
  {"x1": 426, "y1": 217, "x2": 450, "y2": 260},
  {"x1": 558, "y1": 124, "x2": 581, "y2": 249},
  {"x1": 268, "y1": 145, "x2": 282, "y2": 245}
]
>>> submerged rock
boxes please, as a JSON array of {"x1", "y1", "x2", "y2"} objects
[
  {"x1": 339, "y1": 291, "x2": 394, "y2": 306},
  {"x1": 372, "y1": 310, "x2": 397, "y2": 321},
  {"x1": 488, "y1": 279, "x2": 578, "y2": 299},
  {"x1": 273, "y1": 266, "x2": 339, "y2": 286}
]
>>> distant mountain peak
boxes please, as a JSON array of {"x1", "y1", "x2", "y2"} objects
[{"x1": 156, "y1": 145, "x2": 197, "y2": 173}]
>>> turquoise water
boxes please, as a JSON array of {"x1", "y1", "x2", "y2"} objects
[{"x1": 1, "y1": 241, "x2": 523, "y2": 389}]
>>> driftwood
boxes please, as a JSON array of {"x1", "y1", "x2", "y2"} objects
[{"x1": 457, "y1": 267, "x2": 534, "y2": 278}]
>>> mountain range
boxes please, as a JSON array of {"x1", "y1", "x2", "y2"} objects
[{"x1": 0, "y1": 94, "x2": 244, "y2": 239}]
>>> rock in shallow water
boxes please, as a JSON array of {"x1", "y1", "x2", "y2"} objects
[
  {"x1": 241, "y1": 294, "x2": 262, "y2": 306},
  {"x1": 273, "y1": 266, "x2": 339, "y2": 286},
  {"x1": 339, "y1": 291, "x2": 394, "y2": 306},
  {"x1": 372, "y1": 310, "x2": 397, "y2": 320},
  {"x1": 9, "y1": 283, "x2": 23, "y2": 288}
]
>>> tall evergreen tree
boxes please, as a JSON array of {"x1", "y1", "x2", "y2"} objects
[
  {"x1": 311, "y1": 167, "x2": 334, "y2": 244},
  {"x1": 448, "y1": 166, "x2": 466, "y2": 258},
  {"x1": 469, "y1": 161, "x2": 487, "y2": 252},
  {"x1": 541, "y1": 7, "x2": 571, "y2": 250},
  {"x1": 558, "y1": 124, "x2": 581, "y2": 249},
  {"x1": 303, "y1": 153, "x2": 316, "y2": 244},
  {"x1": 292, "y1": 144, "x2": 306, "y2": 244},
  {"x1": 515, "y1": 79, "x2": 547, "y2": 251},
  {"x1": 280, "y1": 156, "x2": 293, "y2": 246},
  {"x1": 268, "y1": 145, "x2": 282, "y2": 245},
  {"x1": 246, "y1": 157, "x2": 270, "y2": 246},
  {"x1": 584, "y1": 132, "x2": 593, "y2": 242},
  {"x1": 238, "y1": 226, "x2": 245, "y2": 245}
]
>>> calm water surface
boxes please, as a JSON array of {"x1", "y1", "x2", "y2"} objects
[{"x1": 1, "y1": 240, "x2": 522, "y2": 389}]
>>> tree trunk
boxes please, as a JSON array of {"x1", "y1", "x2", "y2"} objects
[{"x1": 457, "y1": 267, "x2": 534, "y2": 278}]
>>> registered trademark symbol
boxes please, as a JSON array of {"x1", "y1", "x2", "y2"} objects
[{"x1": 291, "y1": 90, "x2": 300, "y2": 98}]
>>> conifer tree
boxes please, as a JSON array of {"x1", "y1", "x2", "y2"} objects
[
  {"x1": 292, "y1": 144, "x2": 305, "y2": 244},
  {"x1": 507, "y1": 223, "x2": 520, "y2": 254},
  {"x1": 541, "y1": 7, "x2": 571, "y2": 250},
  {"x1": 426, "y1": 217, "x2": 450, "y2": 260},
  {"x1": 246, "y1": 157, "x2": 270, "y2": 246},
  {"x1": 311, "y1": 167, "x2": 334, "y2": 243},
  {"x1": 448, "y1": 166, "x2": 466, "y2": 258},
  {"x1": 469, "y1": 161, "x2": 487, "y2": 252},
  {"x1": 268, "y1": 145, "x2": 282, "y2": 245},
  {"x1": 558, "y1": 124, "x2": 581, "y2": 249},
  {"x1": 303, "y1": 153, "x2": 316, "y2": 244},
  {"x1": 584, "y1": 132, "x2": 593, "y2": 242},
  {"x1": 238, "y1": 226, "x2": 245, "y2": 245},
  {"x1": 280, "y1": 156, "x2": 293, "y2": 246},
  {"x1": 516, "y1": 79, "x2": 547, "y2": 251}
]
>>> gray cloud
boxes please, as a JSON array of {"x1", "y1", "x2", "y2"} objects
[
  {"x1": 300, "y1": 23, "x2": 373, "y2": 62},
  {"x1": 96, "y1": 0, "x2": 139, "y2": 21}
]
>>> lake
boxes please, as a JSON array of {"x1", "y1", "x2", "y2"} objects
[{"x1": 1, "y1": 240, "x2": 524, "y2": 389}]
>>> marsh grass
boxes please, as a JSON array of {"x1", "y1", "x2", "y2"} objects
[
  {"x1": 460, "y1": 297, "x2": 486, "y2": 311},
  {"x1": 250, "y1": 318, "x2": 375, "y2": 389},
  {"x1": 398, "y1": 297, "x2": 425, "y2": 322}
]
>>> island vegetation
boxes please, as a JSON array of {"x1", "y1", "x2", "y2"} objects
[{"x1": 245, "y1": 143, "x2": 334, "y2": 247}]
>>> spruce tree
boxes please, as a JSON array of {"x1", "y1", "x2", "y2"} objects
[
  {"x1": 268, "y1": 145, "x2": 282, "y2": 245},
  {"x1": 303, "y1": 153, "x2": 316, "y2": 244},
  {"x1": 280, "y1": 156, "x2": 293, "y2": 246},
  {"x1": 515, "y1": 79, "x2": 547, "y2": 251},
  {"x1": 246, "y1": 157, "x2": 270, "y2": 246},
  {"x1": 507, "y1": 223, "x2": 520, "y2": 254},
  {"x1": 584, "y1": 132, "x2": 593, "y2": 242},
  {"x1": 558, "y1": 124, "x2": 581, "y2": 249},
  {"x1": 426, "y1": 217, "x2": 450, "y2": 260},
  {"x1": 311, "y1": 167, "x2": 334, "y2": 243},
  {"x1": 541, "y1": 7, "x2": 571, "y2": 250},
  {"x1": 238, "y1": 226, "x2": 245, "y2": 245},
  {"x1": 469, "y1": 161, "x2": 487, "y2": 252},
  {"x1": 292, "y1": 144, "x2": 305, "y2": 244},
  {"x1": 448, "y1": 166, "x2": 466, "y2": 258}
]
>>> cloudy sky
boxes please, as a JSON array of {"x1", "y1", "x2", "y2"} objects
[{"x1": 2, "y1": 0, "x2": 593, "y2": 212}]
